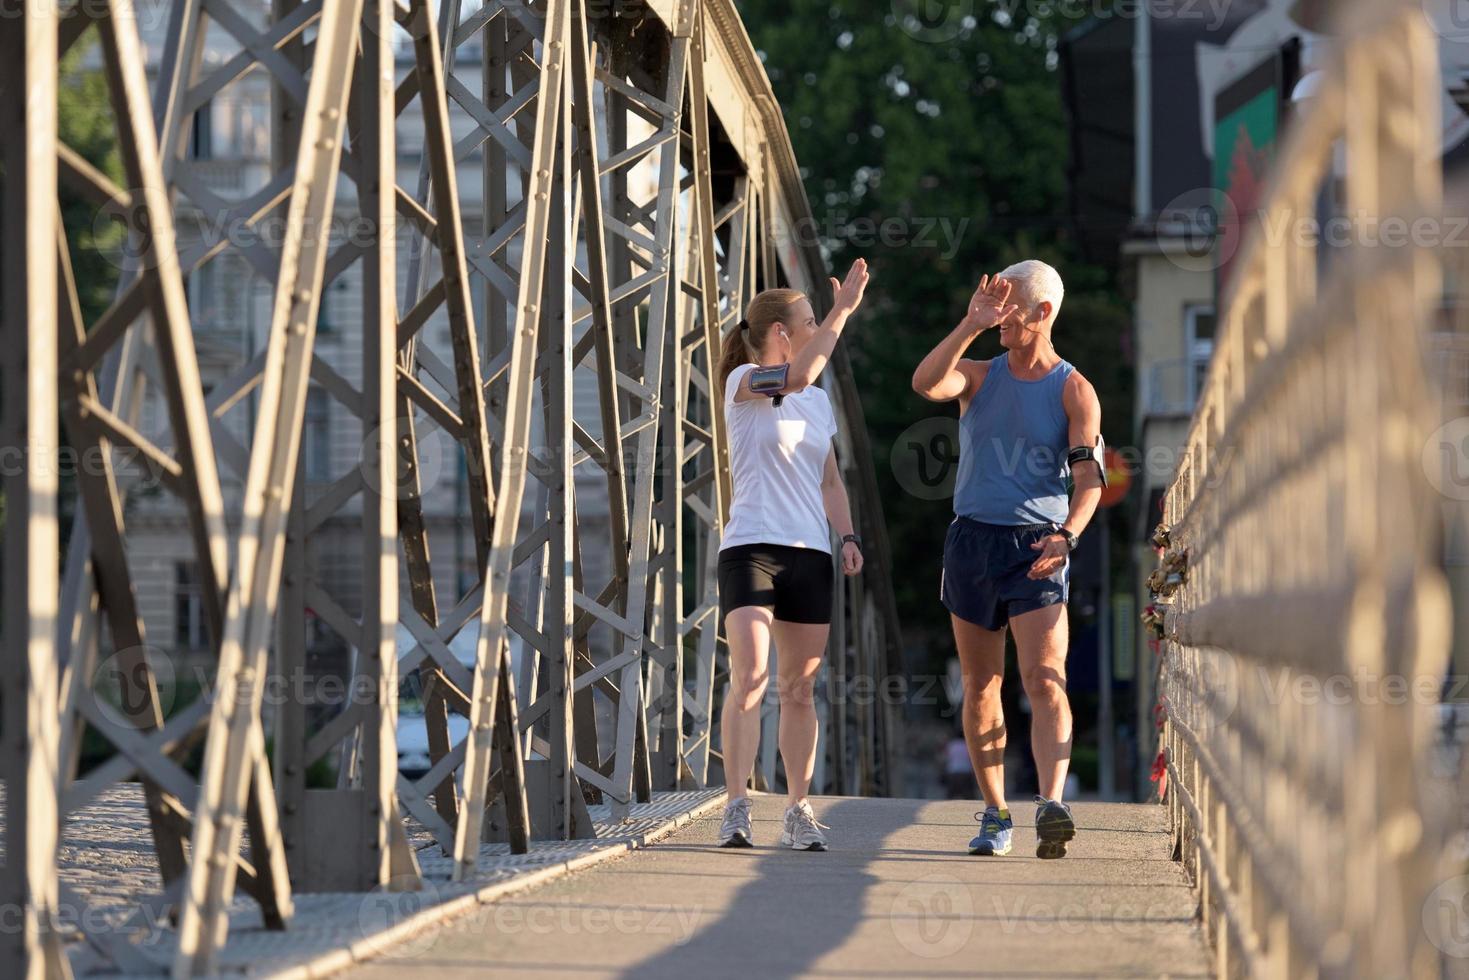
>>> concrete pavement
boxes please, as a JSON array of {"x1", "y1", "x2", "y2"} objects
[{"x1": 340, "y1": 795, "x2": 1211, "y2": 979}]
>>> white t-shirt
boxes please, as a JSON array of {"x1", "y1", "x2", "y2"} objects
[{"x1": 720, "y1": 362, "x2": 838, "y2": 554}]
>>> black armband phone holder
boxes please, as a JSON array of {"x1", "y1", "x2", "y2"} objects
[
  {"x1": 748, "y1": 364, "x2": 789, "y2": 405},
  {"x1": 1066, "y1": 435, "x2": 1108, "y2": 488}
]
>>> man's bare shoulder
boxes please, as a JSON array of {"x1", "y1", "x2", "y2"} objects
[
  {"x1": 952, "y1": 357, "x2": 996, "y2": 413},
  {"x1": 1062, "y1": 369, "x2": 1100, "y2": 415},
  {"x1": 958, "y1": 357, "x2": 992, "y2": 389}
]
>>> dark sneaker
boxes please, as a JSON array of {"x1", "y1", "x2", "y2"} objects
[
  {"x1": 968, "y1": 806, "x2": 1014, "y2": 856},
  {"x1": 718, "y1": 797, "x2": 754, "y2": 847},
  {"x1": 1034, "y1": 797, "x2": 1075, "y2": 859}
]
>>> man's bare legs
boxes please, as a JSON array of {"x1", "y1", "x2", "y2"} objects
[
  {"x1": 952, "y1": 614, "x2": 1008, "y2": 810},
  {"x1": 721, "y1": 606, "x2": 774, "y2": 800},
  {"x1": 1010, "y1": 603, "x2": 1071, "y2": 801}
]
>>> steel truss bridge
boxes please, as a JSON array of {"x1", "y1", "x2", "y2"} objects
[
  {"x1": 0, "y1": 0, "x2": 905, "y2": 975},
  {"x1": 7, "y1": 0, "x2": 1469, "y2": 978}
]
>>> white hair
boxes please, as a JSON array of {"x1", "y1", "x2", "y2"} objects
[{"x1": 999, "y1": 259, "x2": 1064, "y2": 321}]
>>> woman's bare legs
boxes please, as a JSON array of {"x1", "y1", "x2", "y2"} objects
[
  {"x1": 721, "y1": 605, "x2": 774, "y2": 799},
  {"x1": 772, "y1": 620, "x2": 830, "y2": 806}
]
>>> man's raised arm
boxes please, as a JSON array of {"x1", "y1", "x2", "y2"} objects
[{"x1": 912, "y1": 274, "x2": 1017, "y2": 402}]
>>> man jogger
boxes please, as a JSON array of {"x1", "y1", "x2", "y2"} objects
[{"x1": 911, "y1": 260, "x2": 1105, "y2": 859}]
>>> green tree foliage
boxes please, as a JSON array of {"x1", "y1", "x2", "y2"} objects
[
  {"x1": 741, "y1": 1, "x2": 1133, "y2": 653},
  {"x1": 60, "y1": 41, "x2": 124, "y2": 326}
]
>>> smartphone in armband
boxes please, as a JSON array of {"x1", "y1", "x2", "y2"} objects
[{"x1": 747, "y1": 364, "x2": 789, "y2": 398}]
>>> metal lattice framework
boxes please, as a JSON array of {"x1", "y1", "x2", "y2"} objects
[
  {"x1": 1151, "y1": 3, "x2": 1459, "y2": 977},
  {"x1": 0, "y1": 0, "x2": 906, "y2": 976}
]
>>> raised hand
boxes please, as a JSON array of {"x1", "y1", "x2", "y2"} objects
[
  {"x1": 965, "y1": 273, "x2": 1019, "y2": 331},
  {"x1": 830, "y1": 258, "x2": 869, "y2": 315}
]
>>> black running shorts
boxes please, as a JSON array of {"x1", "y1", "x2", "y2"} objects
[{"x1": 717, "y1": 544, "x2": 834, "y2": 625}]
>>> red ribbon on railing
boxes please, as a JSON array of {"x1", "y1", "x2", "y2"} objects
[{"x1": 1150, "y1": 749, "x2": 1168, "y2": 801}]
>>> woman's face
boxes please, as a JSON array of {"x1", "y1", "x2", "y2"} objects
[{"x1": 776, "y1": 298, "x2": 818, "y2": 358}]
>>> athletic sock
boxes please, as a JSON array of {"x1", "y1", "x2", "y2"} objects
[{"x1": 997, "y1": 808, "x2": 1010, "y2": 821}]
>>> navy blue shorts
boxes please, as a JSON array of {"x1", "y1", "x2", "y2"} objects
[{"x1": 941, "y1": 517, "x2": 1069, "y2": 631}]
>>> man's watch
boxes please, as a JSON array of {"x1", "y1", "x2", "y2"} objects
[
  {"x1": 841, "y1": 533, "x2": 863, "y2": 551},
  {"x1": 1057, "y1": 528, "x2": 1078, "y2": 553}
]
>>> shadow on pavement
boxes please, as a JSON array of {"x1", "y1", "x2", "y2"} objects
[{"x1": 619, "y1": 797, "x2": 921, "y2": 980}]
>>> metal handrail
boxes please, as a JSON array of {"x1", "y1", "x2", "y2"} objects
[{"x1": 1150, "y1": 3, "x2": 1459, "y2": 976}]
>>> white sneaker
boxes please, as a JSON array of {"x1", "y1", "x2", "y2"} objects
[
  {"x1": 718, "y1": 797, "x2": 753, "y2": 847},
  {"x1": 780, "y1": 800, "x2": 829, "y2": 851}
]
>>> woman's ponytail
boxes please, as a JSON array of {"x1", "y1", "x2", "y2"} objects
[
  {"x1": 718, "y1": 288, "x2": 805, "y2": 393},
  {"x1": 718, "y1": 318, "x2": 756, "y2": 390}
]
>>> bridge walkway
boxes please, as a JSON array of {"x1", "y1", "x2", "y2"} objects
[{"x1": 343, "y1": 796, "x2": 1211, "y2": 978}]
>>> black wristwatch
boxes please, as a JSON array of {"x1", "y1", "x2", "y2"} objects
[
  {"x1": 841, "y1": 533, "x2": 862, "y2": 551},
  {"x1": 1057, "y1": 528, "x2": 1078, "y2": 553}
]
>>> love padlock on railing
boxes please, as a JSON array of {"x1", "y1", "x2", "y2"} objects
[
  {"x1": 1146, "y1": 548, "x2": 1189, "y2": 600},
  {"x1": 1149, "y1": 522, "x2": 1171, "y2": 551},
  {"x1": 1140, "y1": 603, "x2": 1167, "y2": 642}
]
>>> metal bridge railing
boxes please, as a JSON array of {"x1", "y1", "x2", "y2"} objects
[{"x1": 1149, "y1": 3, "x2": 1460, "y2": 977}]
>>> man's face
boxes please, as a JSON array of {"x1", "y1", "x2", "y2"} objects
[{"x1": 997, "y1": 296, "x2": 1046, "y2": 349}]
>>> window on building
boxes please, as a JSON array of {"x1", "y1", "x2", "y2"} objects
[
  {"x1": 175, "y1": 561, "x2": 206, "y2": 651},
  {"x1": 1185, "y1": 305, "x2": 1217, "y2": 404},
  {"x1": 190, "y1": 100, "x2": 213, "y2": 160},
  {"x1": 187, "y1": 259, "x2": 217, "y2": 330},
  {"x1": 303, "y1": 388, "x2": 330, "y2": 482},
  {"x1": 316, "y1": 277, "x2": 347, "y2": 336}
]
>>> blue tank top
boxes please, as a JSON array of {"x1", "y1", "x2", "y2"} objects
[{"x1": 953, "y1": 355, "x2": 1074, "y2": 526}]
